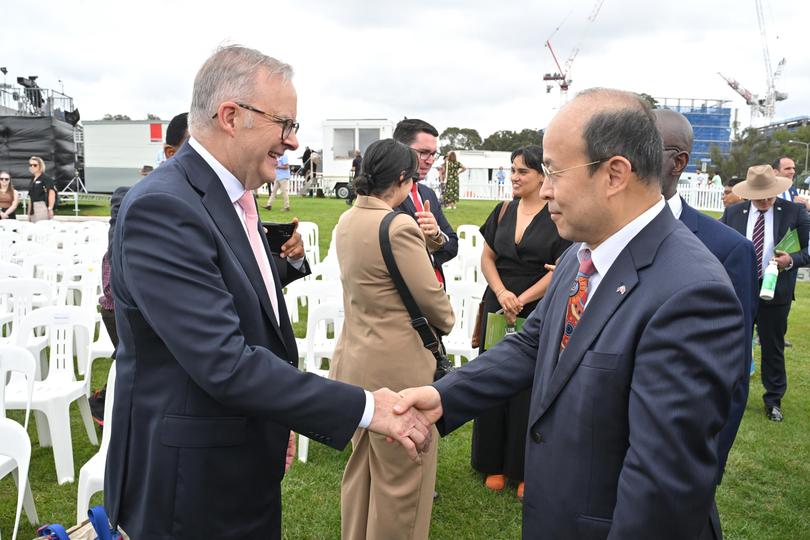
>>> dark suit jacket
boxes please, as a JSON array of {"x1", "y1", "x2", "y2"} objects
[
  {"x1": 435, "y1": 208, "x2": 743, "y2": 539},
  {"x1": 395, "y1": 181, "x2": 458, "y2": 279},
  {"x1": 105, "y1": 144, "x2": 366, "y2": 539},
  {"x1": 679, "y1": 199, "x2": 758, "y2": 483},
  {"x1": 720, "y1": 199, "x2": 810, "y2": 305}
]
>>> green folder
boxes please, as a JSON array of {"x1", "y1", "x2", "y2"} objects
[
  {"x1": 774, "y1": 228, "x2": 800, "y2": 254},
  {"x1": 483, "y1": 312, "x2": 527, "y2": 351}
]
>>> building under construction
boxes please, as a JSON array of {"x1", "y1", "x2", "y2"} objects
[{"x1": 656, "y1": 97, "x2": 732, "y2": 173}]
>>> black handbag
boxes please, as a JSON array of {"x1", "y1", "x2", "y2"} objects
[{"x1": 379, "y1": 211, "x2": 455, "y2": 381}]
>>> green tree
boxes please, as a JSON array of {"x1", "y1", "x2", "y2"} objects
[
  {"x1": 480, "y1": 129, "x2": 543, "y2": 152},
  {"x1": 146, "y1": 113, "x2": 161, "y2": 120},
  {"x1": 439, "y1": 127, "x2": 482, "y2": 154},
  {"x1": 102, "y1": 113, "x2": 132, "y2": 121}
]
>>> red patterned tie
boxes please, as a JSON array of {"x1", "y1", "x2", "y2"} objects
[{"x1": 560, "y1": 249, "x2": 596, "y2": 351}]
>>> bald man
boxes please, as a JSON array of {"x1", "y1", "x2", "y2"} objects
[
  {"x1": 655, "y1": 108, "x2": 758, "y2": 536},
  {"x1": 396, "y1": 89, "x2": 744, "y2": 539}
]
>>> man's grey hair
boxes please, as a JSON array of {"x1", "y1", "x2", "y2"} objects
[
  {"x1": 188, "y1": 45, "x2": 293, "y2": 134},
  {"x1": 574, "y1": 88, "x2": 663, "y2": 185}
]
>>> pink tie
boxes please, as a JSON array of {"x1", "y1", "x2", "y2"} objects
[{"x1": 237, "y1": 191, "x2": 279, "y2": 322}]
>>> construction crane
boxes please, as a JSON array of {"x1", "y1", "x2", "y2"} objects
[
  {"x1": 718, "y1": 0, "x2": 787, "y2": 123},
  {"x1": 543, "y1": 0, "x2": 605, "y2": 103}
]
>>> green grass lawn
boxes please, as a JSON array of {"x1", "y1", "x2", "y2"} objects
[{"x1": 2, "y1": 197, "x2": 809, "y2": 538}]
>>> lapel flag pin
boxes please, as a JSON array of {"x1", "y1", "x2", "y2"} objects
[{"x1": 616, "y1": 285, "x2": 626, "y2": 295}]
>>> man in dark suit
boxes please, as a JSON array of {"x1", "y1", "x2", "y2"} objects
[
  {"x1": 393, "y1": 118, "x2": 458, "y2": 285},
  {"x1": 105, "y1": 46, "x2": 431, "y2": 539},
  {"x1": 721, "y1": 165, "x2": 810, "y2": 422},
  {"x1": 396, "y1": 88, "x2": 743, "y2": 539},
  {"x1": 654, "y1": 109, "x2": 758, "y2": 482}
]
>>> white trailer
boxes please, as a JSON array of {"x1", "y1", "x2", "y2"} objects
[
  {"x1": 83, "y1": 119, "x2": 170, "y2": 192},
  {"x1": 319, "y1": 118, "x2": 394, "y2": 198}
]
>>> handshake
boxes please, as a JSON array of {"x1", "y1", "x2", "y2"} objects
[{"x1": 368, "y1": 386, "x2": 445, "y2": 462}]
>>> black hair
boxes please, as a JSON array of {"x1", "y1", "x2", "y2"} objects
[
  {"x1": 353, "y1": 139, "x2": 418, "y2": 196},
  {"x1": 724, "y1": 176, "x2": 743, "y2": 187},
  {"x1": 510, "y1": 145, "x2": 544, "y2": 173},
  {"x1": 393, "y1": 118, "x2": 438, "y2": 146},
  {"x1": 771, "y1": 156, "x2": 791, "y2": 171},
  {"x1": 578, "y1": 90, "x2": 662, "y2": 184},
  {"x1": 166, "y1": 112, "x2": 189, "y2": 147}
]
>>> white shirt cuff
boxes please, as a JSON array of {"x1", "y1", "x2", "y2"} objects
[
  {"x1": 358, "y1": 390, "x2": 375, "y2": 429},
  {"x1": 288, "y1": 255, "x2": 306, "y2": 270}
]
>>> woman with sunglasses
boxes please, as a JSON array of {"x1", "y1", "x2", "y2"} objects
[
  {"x1": 0, "y1": 171, "x2": 19, "y2": 219},
  {"x1": 27, "y1": 156, "x2": 56, "y2": 222}
]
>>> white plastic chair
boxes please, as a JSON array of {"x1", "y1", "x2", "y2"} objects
[
  {"x1": 0, "y1": 345, "x2": 39, "y2": 531},
  {"x1": 5, "y1": 306, "x2": 99, "y2": 484},
  {"x1": 0, "y1": 418, "x2": 34, "y2": 540},
  {"x1": 0, "y1": 278, "x2": 54, "y2": 374},
  {"x1": 0, "y1": 261, "x2": 23, "y2": 279},
  {"x1": 296, "y1": 221, "x2": 320, "y2": 266},
  {"x1": 76, "y1": 361, "x2": 116, "y2": 524},
  {"x1": 21, "y1": 252, "x2": 70, "y2": 299},
  {"x1": 298, "y1": 301, "x2": 344, "y2": 463},
  {"x1": 445, "y1": 281, "x2": 485, "y2": 367}
]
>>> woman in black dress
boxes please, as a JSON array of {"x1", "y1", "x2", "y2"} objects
[{"x1": 471, "y1": 144, "x2": 571, "y2": 500}]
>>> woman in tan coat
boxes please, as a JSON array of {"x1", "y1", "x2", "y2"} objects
[{"x1": 330, "y1": 139, "x2": 455, "y2": 540}]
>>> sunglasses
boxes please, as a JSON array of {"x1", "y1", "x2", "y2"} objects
[
  {"x1": 0, "y1": 177, "x2": 10, "y2": 181},
  {"x1": 29, "y1": 163, "x2": 39, "y2": 167}
]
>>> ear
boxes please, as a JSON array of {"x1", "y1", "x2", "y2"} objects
[
  {"x1": 604, "y1": 156, "x2": 633, "y2": 196},
  {"x1": 215, "y1": 101, "x2": 239, "y2": 136},
  {"x1": 163, "y1": 145, "x2": 176, "y2": 159},
  {"x1": 673, "y1": 151, "x2": 689, "y2": 174}
]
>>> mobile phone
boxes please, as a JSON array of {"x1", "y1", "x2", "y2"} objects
[{"x1": 262, "y1": 221, "x2": 296, "y2": 253}]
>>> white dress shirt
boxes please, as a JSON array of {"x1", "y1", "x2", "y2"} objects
[
  {"x1": 745, "y1": 202, "x2": 775, "y2": 276},
  {"x1": 665, "y1": 193, "x2": 683, "y2": 220},
  {"x1": 577, "y1": 197, "x2": 666, "y2": 308},
  {"x1": 189, "y1": 138, "x2": 375, "y2": 428}
]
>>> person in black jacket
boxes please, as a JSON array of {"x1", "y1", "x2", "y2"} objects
[{"x1": 393, "y1": 118, "x2": 458, "y2": 285}]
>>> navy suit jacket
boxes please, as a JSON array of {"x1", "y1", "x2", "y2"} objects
[
  {"x1": 105, "y1": 144, "x2": 366, "y2": 539},
  {"x1": 720, "y1": 199, "x2": 810, "y2": 305},
  {"x1": 435, "y1": 208, "x2": 743, "y2": 539},
  {"x1": 395, "y1": 181, "x2": 458, "y2": 279},
  {"x1": 679, "y1": 199, "x2": 758, "y2": 482}
]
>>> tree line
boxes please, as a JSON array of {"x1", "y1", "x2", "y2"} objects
[{"x1": 710, "y1": 125, "x2": 810, "y2": 185}]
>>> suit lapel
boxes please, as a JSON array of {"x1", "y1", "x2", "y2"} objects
[
  {"x1": 533, "y1": 207, "x2": 674, "y2": 422},
  {"x1": 773, "y1": 200, "x2": 785, "y2": 245},
  {"x1": 178, "y1": 146, "x2": 287, "y2": 348}
]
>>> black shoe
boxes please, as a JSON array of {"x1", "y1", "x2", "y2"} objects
[
  {"x1": 785, "y1": 340, "x2": 793, "y2": 348},
  {"x1": 89, "y1": 387, "x2": 107, "y2": 426},
  {"x1": 766, "y1": 405, "x2": 783, "y2": 422}
]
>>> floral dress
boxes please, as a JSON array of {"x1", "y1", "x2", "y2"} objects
[{"x1": 444, "y1": 160, "x2": 461, "y2": 207}]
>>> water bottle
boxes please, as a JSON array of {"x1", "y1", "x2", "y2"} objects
[{"x1": 759, "y1": 260, "x2": 778, "y2": 300}]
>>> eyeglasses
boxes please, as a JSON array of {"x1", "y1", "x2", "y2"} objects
[
  {"x1": 541, "y1": 160, "x2": 603, "y2": 182},
  {"x1": 411, "y1": 149, "x2": 440, "y2": 161},
  {"x1": 212, "y1": 102, "x2": 299, "y2": 141},
  {"x1": 28, "y1": 163, "x2": 39, "y2": 168}
]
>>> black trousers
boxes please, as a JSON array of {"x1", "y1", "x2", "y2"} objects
[
  {"x1": 470, "y1": 387, "x2": 530, "y2": 481},
  {"x1": 756, "y1": 300, "x2": 792, "y2": 408},
  {"x1": 101, "y1": 308, "x2": 119, "y2": 352}
]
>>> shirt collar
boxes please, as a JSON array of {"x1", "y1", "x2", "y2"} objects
[
  {"x1": 665, "y1": 193, "x2": 683, "y2": 219},
  {"x1": 188, "y1": 137, "x2": 246, "y2": 204},
  {"x1": 578, "y1": 197, "x2": 666, "y2": 278},
  {"x1": 748, "y1": 201, "x2": 772, "y2": 216}
]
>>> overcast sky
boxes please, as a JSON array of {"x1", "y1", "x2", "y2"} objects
[{"x1": 2, "y1": 0, "x2": 808, "y2": 149}]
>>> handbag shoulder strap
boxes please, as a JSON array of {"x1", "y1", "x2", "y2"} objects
[
  {"x1": 497, "y1": 199, "x2": 510, "y2": 225},
  {"x1": 379, "y1": 211, "x2": 442, "y2": 355}
]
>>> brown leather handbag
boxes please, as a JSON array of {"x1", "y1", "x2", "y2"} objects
[{"x1": 471, "y1": 200, "x2": 510, "y2": 348}]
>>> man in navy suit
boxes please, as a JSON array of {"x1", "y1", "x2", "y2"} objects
[
  {"x1": 396, "y1": 89, "x2": 743, "y2": 539},
  {"x1": 105, "y1": 46, "x2": 432, "y2": 539},
  {"x1": 654, "y1": 109, "x2": 758, "y2": 479},
  {"x1": 721, "y1": 165, "x2": 810, "y2": 422},
  {"x1": 394, "y1": 118, "x2": 459, "y2": 285}
]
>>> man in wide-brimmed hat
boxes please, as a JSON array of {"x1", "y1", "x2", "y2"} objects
[{"x1": 721, "y1": 164, "x2": 810, "y2": 422}]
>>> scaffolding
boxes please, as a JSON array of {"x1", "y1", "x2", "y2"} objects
[{"x1": 656, "y1": 97, "x2": 732, "y2": 173}]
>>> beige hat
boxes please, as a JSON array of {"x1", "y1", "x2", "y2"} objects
[{"x1": 732, "y1": 164, "x2": 792, "y2": 200}]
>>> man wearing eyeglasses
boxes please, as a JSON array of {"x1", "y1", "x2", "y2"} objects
[
  {"x1": 395, "y1": 89, "x2": 743, "y2": 539},
  {"x1": 105, "y1": 46, "x2": 433, "y2": 539},
  {"x1": 393, "y1": 118, "x2": 459, "y2": 285}
]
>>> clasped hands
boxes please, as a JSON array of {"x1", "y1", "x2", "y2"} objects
[{"x1": 368, "y1": 386, "x2": 445, "y2": 462}]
